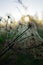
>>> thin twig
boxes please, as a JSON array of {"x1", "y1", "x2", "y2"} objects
[{"x1": 0, "y1": 27, "x2": 29, "y2": 58}]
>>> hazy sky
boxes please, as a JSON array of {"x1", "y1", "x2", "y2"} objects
[{"x1": 0, "y1": 0, "x2": 43, "y2": 20}]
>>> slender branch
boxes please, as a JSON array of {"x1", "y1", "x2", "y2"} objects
[{"x1": 0, "y1": 27, "x2": 29, "y2": 58}]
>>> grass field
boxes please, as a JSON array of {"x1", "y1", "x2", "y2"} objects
[
  {"x1": 0, "y1": 28, "x2": 43, "y2": 65},
  {"x1": 0, "y1": 30, "x2": 43, "y2": 65}
]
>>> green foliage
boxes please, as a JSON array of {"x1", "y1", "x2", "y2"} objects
[{"x1": 38, "y1": 29, "x2": 43, "y2": 38}]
